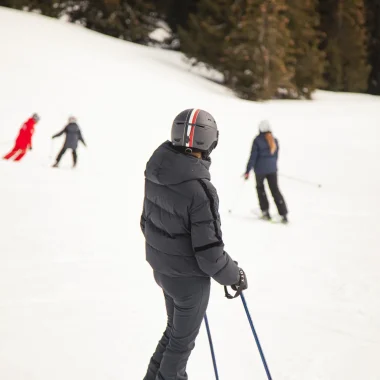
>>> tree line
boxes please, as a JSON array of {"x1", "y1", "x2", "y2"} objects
[{"x1": 1, "y1": 0, "x2": 379, "y2": 100}]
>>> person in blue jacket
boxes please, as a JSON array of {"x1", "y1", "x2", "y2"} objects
[{"x1": 244, "y1": 120, "x2": 288, "y2": 223}]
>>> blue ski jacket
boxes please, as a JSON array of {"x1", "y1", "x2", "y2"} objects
[{"x1": 246, "y1": 133, "x2": 279, "y2": 176}]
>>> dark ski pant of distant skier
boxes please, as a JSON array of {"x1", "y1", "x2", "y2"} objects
[
  {"x1": 144, "y1": 272, "x2": 210, "y2": 380},
  {"x1": 55, "y1": 147, "x2": 77, "y2": 167},
  {"x1": 256, "y1": 172, "x2": 288, "y2": 216}
]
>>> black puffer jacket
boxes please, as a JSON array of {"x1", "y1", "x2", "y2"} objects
[
  {"x1": 52, "y1": 123, "x2": 86, "y2": 150},
  {"x1": 141, "y1": 141, "x2": 239, "y2": 286}
]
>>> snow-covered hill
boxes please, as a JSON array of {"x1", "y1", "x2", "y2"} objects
[{"x1": 0, "y1": 7, "x2": 379, "y2": 380}]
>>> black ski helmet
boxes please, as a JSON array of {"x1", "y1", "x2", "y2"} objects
[{"x1": 171, "y1": 109, "x2": 219, "y2": 158}]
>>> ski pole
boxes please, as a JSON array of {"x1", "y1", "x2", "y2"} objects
[
  {"x1": 241, "y1": 292, "x2": 273, "y2": 380},
  {"x1": 204, "y1": 313, "x2": 220, "y2": 380},
  {"x1": 279, "y1": 173, "x2": 322, "y2": 188}
]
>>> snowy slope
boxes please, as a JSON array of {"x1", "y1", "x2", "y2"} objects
[{"x1": 1, "y1": 7, "x2": 380, "y2": 380}]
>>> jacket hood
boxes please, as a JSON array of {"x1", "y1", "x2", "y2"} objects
[{"x1": 145, "y1": 141, "x2": 211, "y2": 185}]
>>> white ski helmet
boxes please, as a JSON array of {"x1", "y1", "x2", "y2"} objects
[
  {"x1": 258, "y1": 120, "x2": 272, "y2": 133},
  {"x1": 68, "y1": 116, "x2": 77, "y2": 123}
]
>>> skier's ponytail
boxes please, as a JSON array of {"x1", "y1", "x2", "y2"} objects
[{"x1": 265, "y1": 132, "x2": 277, "y2": 155}]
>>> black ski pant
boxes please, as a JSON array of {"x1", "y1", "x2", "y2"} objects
[
  {"x1": 56, "y1": 147, "x2": 77, "y2": 166},
  {"x1": 255, "y1": 172, "x2": 288, "y2": 216},
  {"x1": 144, "y1": 272, "x2": 210, "y2": 380}
]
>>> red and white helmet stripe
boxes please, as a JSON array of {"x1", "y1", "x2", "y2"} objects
[{"x1": 186, "y1": 108, "x2": 200, "y2": 147}]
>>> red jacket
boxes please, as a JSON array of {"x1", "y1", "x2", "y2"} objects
[{"x1": 15, "y1": 118, "x2": 36, "y2": 149}]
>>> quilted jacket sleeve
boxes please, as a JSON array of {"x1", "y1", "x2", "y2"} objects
[{"x1": 190, "y1": 179, "x2": 239, "y2": 286}]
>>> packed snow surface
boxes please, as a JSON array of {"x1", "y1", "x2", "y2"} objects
[{"x1": 0, "y1": 7, "x2": 379, "y2": 380}]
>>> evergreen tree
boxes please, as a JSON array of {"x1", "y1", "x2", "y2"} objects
[
  {"x1": 179, "y1": 0, "x2": 234, "y2": 75},
  {"x1": 66, "y1": 0, "x2": 157, "y2": 44},
  {"x1": 181, "y1": 0, "x2": 294, "y2": 100},
  {"x1": 366, "y1": 0, "x2": 380, "y2": 94},
  {"x1": 0, "y1": 0, "x2": 63, "y2": 16},
  {"x1": 320, "y1": 0, "x2": 370, "y2": 92},
  {"x1": 0, "y1": 0, "x2": 158, "y2": 44},
  {"x1": 286, "y1": 0, "x2": 325, "y2": 99},
  {"x1": 0, "y1": 0, "x2": 23, "y2": 9},
  {"x1": 224, "y1": 0, "x2": 294, "y2": 100},
  {"x1": 155, "y1": 0, "x2": 199, "y2": 33}
]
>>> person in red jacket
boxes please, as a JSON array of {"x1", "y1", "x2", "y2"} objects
[{"x1": 3, "y1": 113, "x2": 40, "y2": 161}]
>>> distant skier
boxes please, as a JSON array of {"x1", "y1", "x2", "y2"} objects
[
  {"x1": 244, "y1": 120, "x2": 288, "y2": 223},
  {"x1": 3, "y1": 113, "x2": 40, "y2": 161},
  {"x1": 141, "y1": 109, "x2": 247, "y2": 380},
  {"x1": 51, "y1": 116, "x2": 86, "y2": 168}
]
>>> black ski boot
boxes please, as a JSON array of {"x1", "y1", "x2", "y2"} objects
[
  {"x1": 261, "y1": 210, "x2": 271, "y2": 220},
  {"x1": 281, "y1": 215, "x2": 289, "y2": 224},
  {"x1": 52, "y1": 162, "x2": 59, "y2": 168}
]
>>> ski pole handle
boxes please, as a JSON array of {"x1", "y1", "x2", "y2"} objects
[{"x1": 224, "y1": 285, "x2": 243, "y2": 299}]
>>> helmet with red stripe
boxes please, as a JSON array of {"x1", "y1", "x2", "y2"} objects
[{"x1": 171, "y1": 109, "x2": 219, "y2": 158}]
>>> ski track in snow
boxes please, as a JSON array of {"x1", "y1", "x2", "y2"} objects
[{"x1": 0, "y1": 6, "x2": 380, "y2": 380}]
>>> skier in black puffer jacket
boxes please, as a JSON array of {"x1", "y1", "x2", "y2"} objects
[
  {"x1": 52, "y1": 116, "x2": 86, "y2": 168},
  {"x1": 141, "y1": 109, "x2": 248, "y2": 380}
]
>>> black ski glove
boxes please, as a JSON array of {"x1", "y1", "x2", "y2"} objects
[
  {"x1": 224, "y1": 267, "x2": 248, "y2": 299},
  {"x1": 232, "y1": 268, "x2": 248, "y2": 292}
]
